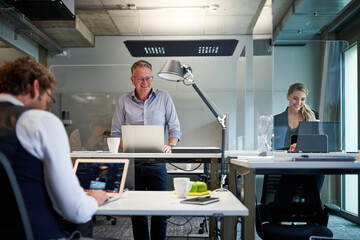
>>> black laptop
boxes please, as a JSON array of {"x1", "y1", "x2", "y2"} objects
[{"x1": 291, "y1": 134, "x2": 328, "y2": 153}]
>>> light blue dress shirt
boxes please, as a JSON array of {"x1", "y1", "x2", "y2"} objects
[{"x1": 111, "y1": 89, "x2": 182, "y2": 141}]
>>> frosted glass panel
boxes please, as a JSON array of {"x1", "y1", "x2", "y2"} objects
[{"x1": 61, "y1": 92, "x2": 123, "y2": 151}]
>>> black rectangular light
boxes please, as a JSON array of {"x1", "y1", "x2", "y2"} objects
[{"x1": 124, "y1": 40, "x2": 239, "y2": 57}]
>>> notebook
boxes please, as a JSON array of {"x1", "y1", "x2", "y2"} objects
[
  {"x1": 121, "y1": 125, "x2": 164, "y2": 153},
  {"x1": 74, "y1": 159, "x2": 129, "y2": 200}
]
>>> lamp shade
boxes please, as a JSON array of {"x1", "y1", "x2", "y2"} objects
[{"x1": 157, "y1": 60, "x2": 185, "y2": 82}]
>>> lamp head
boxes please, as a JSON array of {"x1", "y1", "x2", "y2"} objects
[{"x1": 158, "y1": 60, "x2": 192, "y2": 82}]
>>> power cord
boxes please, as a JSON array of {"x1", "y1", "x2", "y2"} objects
[
  {"x1": 68, "y1": 230, "x2": 82, "y2": 240},
  {"x1": 167, "y1": 216, "x2": 194, "y2": 239},
  {"x1": 167, "y1": 162, "x2": 203, "y2": 172},
  {"x1": 198, "y1": 216, "x2": 208, "y2": 234}
]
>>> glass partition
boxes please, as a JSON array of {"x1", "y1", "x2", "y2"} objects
[{"x1": 272, "y1": 40, "x2": 349, "y2": 152}]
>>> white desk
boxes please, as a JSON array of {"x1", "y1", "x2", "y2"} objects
[
  {"x1": 71, "y1": 151, "x2": 220, "y2": 160},
  {"x1": 98, "y1": 190, "x2": 248, "y2": 216},
  {"x1": 228, "y1": 153, "x2": 360, "y2": 240},
  {"x1": 70, "y1": 151, "x2": 221, "y2": 189},
  {"x1": 97, "y1": 191, "x2": 248, "y2": 239},
  {"x1": 71, "y1": 151, "x2": 227, "y2": 238}
]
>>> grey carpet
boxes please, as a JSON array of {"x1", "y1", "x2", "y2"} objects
[
  {"x1": 78, "y1": 214, "x2": 359, "y2": 240},
  {"x1": 79, "y1": 216, "x2": 209, "y2": 239}
]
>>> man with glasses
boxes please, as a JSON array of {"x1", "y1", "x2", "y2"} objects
[
  {"x1": 0, "y1": 56, "x2": 109, "y2": 239},
  {"x1": 111, "y1": 60, "x2": 182, "y2": 240}
]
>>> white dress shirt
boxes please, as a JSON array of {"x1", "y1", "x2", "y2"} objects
[
  {"x1": 111, "y1": 89, "x2": 182, "y2": 140},
  {"x1": 0, "y1": 94, "x2": 98, "y2": 223}
]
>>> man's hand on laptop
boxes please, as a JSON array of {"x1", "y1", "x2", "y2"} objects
[
  {"x1": 165, "y1": 138, "x2": 178, "y2": 153},
  {"x1": 87, "y1": 190, "x2": 110, "y2": 206},
  {"x1": 288, "y1": 143, "x2": 297, "y2": 152},
  {"x1": 164, "y1": 145, "x2": 173, "y2": 154}
]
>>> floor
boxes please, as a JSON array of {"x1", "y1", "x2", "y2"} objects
[{"x1": 78, "y1": 214, "x2": 360, "y2": 240}]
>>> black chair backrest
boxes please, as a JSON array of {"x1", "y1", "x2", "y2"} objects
[
  {"x1": 258, "y1": 174, "x2": 328, "y2": 224},
  {"x1": 0, "y1": 151, "x2": 34, "y2": 240}
]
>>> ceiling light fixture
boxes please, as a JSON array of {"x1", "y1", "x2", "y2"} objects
[
  {"x1": 77, "y1": 4, "x2": 219, "y2": 11},
  {"x1": 124, "y1": 40, "x2": 238, "y2": 57}
]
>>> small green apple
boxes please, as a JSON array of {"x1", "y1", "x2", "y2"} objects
[
  {"x1": 196, "y1": 181, "x2": 207, "y2": 192},
  {"x1": 189, "y1": 181, "x2": 198, "y2": 192}
]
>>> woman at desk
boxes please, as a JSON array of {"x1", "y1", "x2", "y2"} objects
[
  {"x1": 273, "y1": 83, "x2": 324, "y2": 194},
  {"x1": 273, "y1": 82, "x2": 319, "y2": 151}
]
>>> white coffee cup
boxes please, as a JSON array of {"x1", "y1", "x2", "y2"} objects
[
  {"x1": 173, "y1": 177, "x2": 192, "y2": 199},
  {"x1": 107, "y1": 137, "x2": 120, "y2": 153}
]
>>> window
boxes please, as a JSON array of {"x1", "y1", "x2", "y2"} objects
[{"x1": 342, "y1": 43, "x2": 358, "y2": 221}]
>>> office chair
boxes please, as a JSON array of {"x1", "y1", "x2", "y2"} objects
[
  {"x1": 256, "y1": 174, "x2": 339, "y2": 240},
  {"x1": 0, "y1": 151, "x2": 34, "y2": 240}
]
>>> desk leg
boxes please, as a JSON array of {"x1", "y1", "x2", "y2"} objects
[
  {"x1": 241, "y1": 170, "x2": 255, "y2": 240},
  {"x1": 222, "y1": 216, "x2": 238, "y2": 240},
  {"x1": 228, "y1": 163, "x2": 237, "y2": 196},
  {"x1": 209, "y1": 158, "x2": 219, "y2": 238},
  {"x1": 210, "y1": 158, "x2": 219, "y2": 190}
]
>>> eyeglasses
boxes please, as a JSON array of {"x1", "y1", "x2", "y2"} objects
[
  {"x1": 45, "y1": 91, "x2": 56, "y2": 104},
  {"x1": 134, "y1": 76, "x2": 153, "y2": 83}
]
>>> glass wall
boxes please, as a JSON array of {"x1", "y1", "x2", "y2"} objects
[{"x1": 272, "y1": 40, "x2": 349, "y2": 152}]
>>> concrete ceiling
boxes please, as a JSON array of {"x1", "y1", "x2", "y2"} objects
[
  {"x1": 0, "y1": 0, "x2": 358, "y2": 49},
  {"x1": 74, "y1": 0, "x2": 266, "y2": 36},
  {"x1": 26, "y1": 0, "x2": 270, "y2": 47}
]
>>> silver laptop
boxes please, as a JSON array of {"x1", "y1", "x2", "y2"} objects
[
  {"x1": 121, "y1": 125, "x2": 164, "y2": 153},
  {"x1": 74, "y1": 159, "x2": 129, "y2": 199}
]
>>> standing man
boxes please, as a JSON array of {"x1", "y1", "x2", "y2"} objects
[
  {"x1": 111, "y1": 60, "x2": 182, "y2": 239},
  {"x1": 0, "y1": 56, "x2": 109, "y2": 240}
]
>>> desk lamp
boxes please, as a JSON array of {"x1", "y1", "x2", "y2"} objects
[{"x1": 158, "y1": 59, "x2": 227, "y2": 190}]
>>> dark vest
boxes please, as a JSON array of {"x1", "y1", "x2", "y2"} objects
[{"x1": 0, "y1": 102, "x2": 65, "y2": 240}]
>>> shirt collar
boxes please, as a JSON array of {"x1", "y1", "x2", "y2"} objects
[
  {"x1": 0, "y1": 93, "x2": 24, "y2": 106},
  {"x1": 131, "y1": 88, "x2": 157, "y2": 102}
]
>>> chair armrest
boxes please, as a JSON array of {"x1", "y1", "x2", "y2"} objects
[{"x1": 324, "y1": 203, "x2": 341, "y2": 214}]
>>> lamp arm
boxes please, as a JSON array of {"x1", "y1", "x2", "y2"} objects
[
  {"x1": 191, "y1": 82, "x2": 226, "y2": 128},
  {"x1": 192, "y1": 82, "x2": 227, "y2": 189},
  {"x1": 220, "y1": 126, "x2": 226, "y2": 189},
  {"x1": 183, "y1": 66, "x2": 227, "y2": 190}
]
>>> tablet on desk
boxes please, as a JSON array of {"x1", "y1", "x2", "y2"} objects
[{"x1": 180, "y1": 196, "x2": 219, "y2": 205}]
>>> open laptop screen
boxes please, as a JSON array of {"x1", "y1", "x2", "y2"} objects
[
  {"x1": 74, "y1": 159, "x2": 129, "y2": 196},
  {"x1": 121, "y1": 125, "x2": 164, "y2": 153}
]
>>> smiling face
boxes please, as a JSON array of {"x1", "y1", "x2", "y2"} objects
[
  {"x1": 287, "y1": 90, "x2": 307, "y2": 112},
  {"x1": 131, "y1": 66, "x2": 153, "y2": 101}
]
